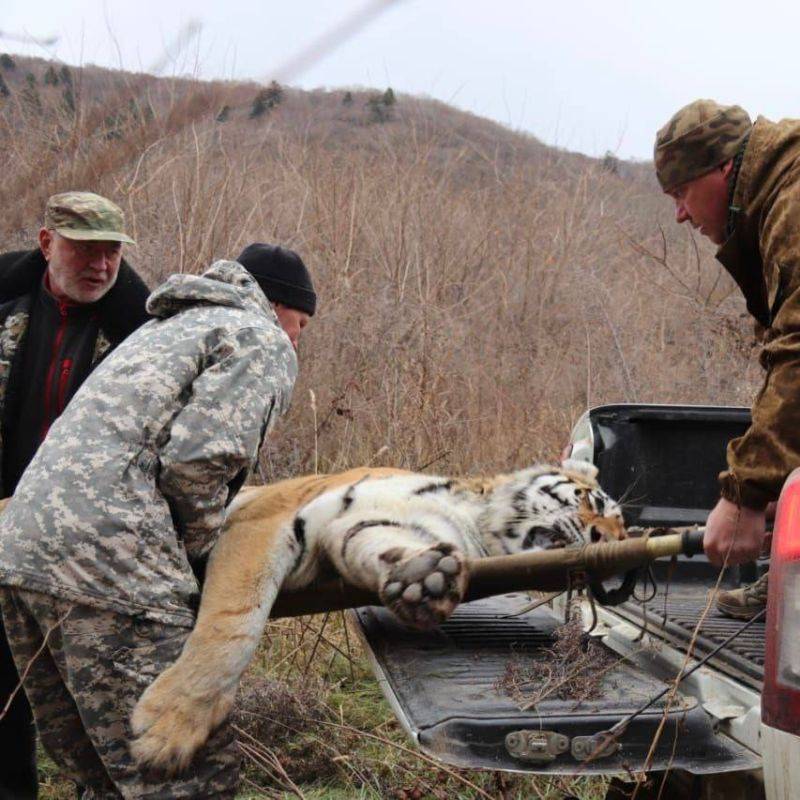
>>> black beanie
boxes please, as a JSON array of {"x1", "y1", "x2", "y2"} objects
[{"x1": 236, "y1": 243, "x2": 316, "y2": 316}]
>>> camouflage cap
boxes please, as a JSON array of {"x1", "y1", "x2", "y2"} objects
[
  {"x1": 44, "y1": 191, "x2": 135, "y2": 244},
  {"x1": 654, "y1": 100, "x2": 752, "y2": 192}
]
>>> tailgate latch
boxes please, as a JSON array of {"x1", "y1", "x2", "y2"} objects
[
  {"x1": 571, "y1": 731, "x2": 620, "y2": 761},
  {"x1": 504, "y1": 730, "x2": 570, "y2": 763}
]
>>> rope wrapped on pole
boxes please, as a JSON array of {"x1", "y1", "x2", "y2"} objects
[{"x1": 269, "y1": 529, "x2": 705, "y2": 619}]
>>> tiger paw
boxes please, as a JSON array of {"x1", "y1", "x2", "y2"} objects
[
  {"x1": 130, "y1": 661, "x2": 235, "y2": 775},
  {"x1": 379, "y1": 543, "x2": 468, "y2": 630}
]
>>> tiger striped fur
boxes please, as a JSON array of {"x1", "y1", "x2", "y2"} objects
[{"x1": 130, "y1": 459, "x2": 624, "y2": 772}]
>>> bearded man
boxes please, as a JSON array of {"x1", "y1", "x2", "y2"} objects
[{"x1": 0, "y1": 191, "x2": 149, "y2": 800}]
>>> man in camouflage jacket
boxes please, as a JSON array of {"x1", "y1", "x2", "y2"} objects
[
  {"x1": 655, "y1": 100, "x2": 800, "y2": 617},
  {"x1": 0, "y1": 260, "x2": 297, "y2": 798},
  {"x1": 0, "y1": 192, "x2": 149, "y2": 800}
]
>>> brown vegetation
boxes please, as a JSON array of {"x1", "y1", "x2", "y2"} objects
[
  {"x1": 499, "y1": 618, "x2": 617, "y2": 709},
  {"x1": 0, "y1": 55, "x2": 761, "y2": 482},
  {"x1": 1, "y1": 55, "x2": 762, "y2": 798}
]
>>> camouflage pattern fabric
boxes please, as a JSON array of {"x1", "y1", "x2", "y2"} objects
[
  {"x1": 0, "y1": 588, "x2": 239, "y2": 798},
  {"x1": 0, "y1": 260, "x2": 297, "y2": 626},
  {"x1": 0, "y1": 309, "x2": 30, "y2": 465},
  {"x1": 92, "y1": 327, "x2": 113, "y2": 365},
  {"x1": 710, "y1": 116, "x2": 800, "y2": 508},
  {"x1": 45, "y1": 191, "x2": 135, "y2": 244},
  {"x1": 654, "y1": 99, "x2": 752, "y2": 192}
]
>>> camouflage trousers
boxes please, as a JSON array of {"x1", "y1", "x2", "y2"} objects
[{"x1": 0, "y1": 588, "x2": 240, "y2": 799}]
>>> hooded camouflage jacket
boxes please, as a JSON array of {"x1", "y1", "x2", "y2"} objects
[
  {"x1": 0, "y1": 261, "x2": 297, "y2": 626},
  {"x1": 716, "y1": 116, "x2": 800, "y2": 509}
]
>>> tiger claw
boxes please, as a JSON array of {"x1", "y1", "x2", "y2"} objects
[{"x1": 130, "y1": 658, "x2": 236, "y2": 775}]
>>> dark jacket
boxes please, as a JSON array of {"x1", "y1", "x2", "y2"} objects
[
  {"x1": 0, "y1": 249, "x2": 150, "y2": 495},
  {"x1": 716, "y1": 116, "x2": 800, "y2": 508}
]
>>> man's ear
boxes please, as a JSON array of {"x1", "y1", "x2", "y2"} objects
[
  {"x1": 720, "y1": 158, "x2": 735, "y2": 180},
  {"x1": 38, "y1": 228, "x2": 54, "y2": 261}
]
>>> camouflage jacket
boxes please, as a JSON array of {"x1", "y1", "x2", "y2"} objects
[
  {"x1": 0, "y1": 261, "x2": 297, "y2": 626},
  {"x1": 716, "y1": 116, "x2": 800, "y2": 508}
]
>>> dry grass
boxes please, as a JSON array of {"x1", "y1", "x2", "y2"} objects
[
  {"x1": 230, "y1": 613, "x2": 611, "y2": 800},
  {"x1": 3, "y1": 53, "x2": 761, "y2": 798},
  {"x1": 498, "y1": 618, "x2": 618, "y2": 711}
]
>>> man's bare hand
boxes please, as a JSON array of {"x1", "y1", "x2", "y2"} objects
[{"x1": 704, "y1": 497, "x2": 766, "y2": 567}]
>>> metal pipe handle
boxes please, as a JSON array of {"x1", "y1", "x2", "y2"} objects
[{"x1": 269, "y1": 531, "x2": 696, "y2": 619}]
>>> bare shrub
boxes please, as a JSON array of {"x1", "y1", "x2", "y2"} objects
[
  {"x1": 1, "y1": 57, "x2": 758, "y2": 484},
  {"x1": 5, "y1": 58, "x2": 754, "y2": 798}
]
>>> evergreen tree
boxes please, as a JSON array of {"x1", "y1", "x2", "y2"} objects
[
  {"x1": 62, "y1": 86, "x2": 76, "y2": 113},
  {"x1": 263, "y1": 80, "x2": 283, "y2": 108},
  {"x1": 342, "y1": 90, "x2": 354, "y2": 107},
  {"x1": 0, "y1": 74, "x2": 9, "y2": 98},
  {"x1": 602, "y1": 150, "x2": 620, "y2": 176},
  {"x1": 0, "y1": 54, "x2": 16, "y2": 71},
  {"x1": 250, "y1": 81, "x2": 284, "y2": 118},
  {"x1": 21, "y1": 74, "x2": 41, "y2": 112},
  {"x1": 249, "y1": 89, "x2": 270, "y2": 119},
  {"x1": 104, "y1": 113, "x2": 123, "y2": 139},
  {"x1": 59, "y1": 65, "x2": 73, "y2": 86},
  {"x1": 366, "y1": 94, "x2": 390, "y2": 123},
  {"x1": 382, "y1": 87, "x2": 396, "y2": 106},
  {"x1": 43, "y1": 65, "x2": 59, "y2": 86},
  {"x1": 216, "y1": 105, "x2": 230, "y2": 122}
]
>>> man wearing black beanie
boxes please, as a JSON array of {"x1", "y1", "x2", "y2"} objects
[{"x1": 236, "y1": 243, "x2": 316, "y2": 350}]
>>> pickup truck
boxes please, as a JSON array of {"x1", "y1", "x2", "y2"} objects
[{"x1": 351, "y1": 403, "x2": 798, "y2": 799}]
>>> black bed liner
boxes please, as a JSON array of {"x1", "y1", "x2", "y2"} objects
[
  {"x1": 351, "y1": 594, "x2": 759, "y2": 774},
  {"x1": 588, "y1": 403, "x2": 766, "y2": 688},
  {"x1": 590, "y1": 404, "x2": 752, "y2": 528},
  {"x1": 615, "y1": 581, "x2": 766, "y2": 690}
]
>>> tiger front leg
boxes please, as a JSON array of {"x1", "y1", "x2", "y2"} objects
[{"x1": 131, "y1": 514, "x2": 297, "y2": 774}]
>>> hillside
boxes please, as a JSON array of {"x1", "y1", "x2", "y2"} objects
[
  {"x1": 0, "y1": 53, "x2": 762, "y2": 798},
  {"x1": 0, "y1": 54, "x2": 759, "y2": 481}
]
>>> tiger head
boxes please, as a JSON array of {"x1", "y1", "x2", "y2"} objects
[{"x1": 480, "y1": 459, "x2": 626, "y2": 555}]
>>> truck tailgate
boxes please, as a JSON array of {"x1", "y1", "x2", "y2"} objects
[{"x1": 350, "y1": 593, "x2": 760, "y2": 774}]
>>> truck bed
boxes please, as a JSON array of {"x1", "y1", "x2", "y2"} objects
[
  {"x1": 615, "y1": 577, "x2": 765, "y2": 690},
  {"x1": 350, "y1": 403, "x2": 768, "y2": 776},
  {"x1": 586, "y1": 404, "x2": 766, "y2": 689}
]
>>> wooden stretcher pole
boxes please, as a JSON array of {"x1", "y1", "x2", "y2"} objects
[{"x1": 269, "y1": 529, "x2": 704, "y2": 619}]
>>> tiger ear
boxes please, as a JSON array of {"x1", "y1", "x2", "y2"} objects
[{"x1": 560, "y1": 458, "x2": 598, "y2": 481}]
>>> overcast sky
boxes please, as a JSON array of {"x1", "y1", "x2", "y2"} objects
[{"x1": 3, "y1": 0, "x2": 799, "y2": 160}]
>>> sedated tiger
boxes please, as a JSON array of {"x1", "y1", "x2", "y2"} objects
[{"x1": 131, "y1": 459, "x2": 625, "y2": 771}]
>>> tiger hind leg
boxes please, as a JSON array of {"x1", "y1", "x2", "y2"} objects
[{"x1": 318, "y1": 515, "x2": 471, "y2": 630}]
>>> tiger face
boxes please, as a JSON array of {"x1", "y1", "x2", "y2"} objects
[{"x1": 481, "y1": 459, "x2": 625, "y2": 555}]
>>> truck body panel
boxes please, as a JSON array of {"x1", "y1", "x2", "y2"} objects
[{"x1": 761, "y1": 725, "x2": 800, "y2": 800}]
